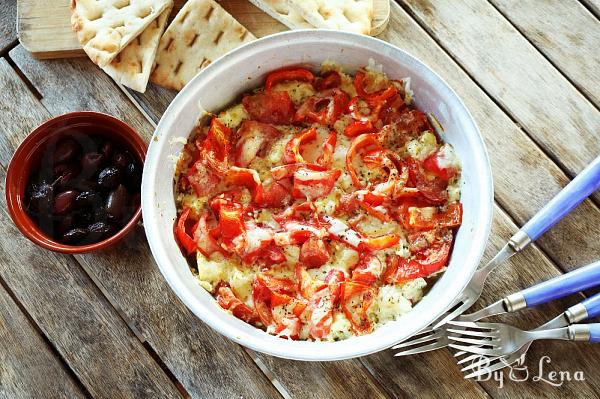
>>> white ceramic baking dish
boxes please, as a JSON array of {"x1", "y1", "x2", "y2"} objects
[{"x1": 142, "y1": 30, "x2": 493, "y2": 361}]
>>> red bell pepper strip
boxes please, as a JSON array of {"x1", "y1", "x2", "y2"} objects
[
  {"x1": 292, "y1": 168, "x2": 341, "y2": 200},
  {"x1": 283, "y1": 128, "x2": 317, "y2": 164},
  {"x1": 345, "y1": 133, "x2": 382, "y2": 189},
  {"x1": 344, "y1": 120, "x2": 377, "y2": 137},
  {"x1": 270, "y1": 162, "x2": 326, "y2": 180},
  {"x1": 294, "y1": 89, "x2": 349, "y2": 127},
  {"x1": 383, "y1": 235, "x2": 452, "y2": 283},
  {"x1": 226, "y1": 166, "x2": 264, "y2": 204},
  {"x1": 341, "y1": 281, "x2": 376, "y2": 335},
  {"x1": 265, "y1": 68, "x2": 315, "y2": 91},
  {"x1": 234, "y1": 121, "x2": 281, "y2": 167},
  {"x1": 216, "y1": 285, "x2": 258, "y2": 324},
  {"x1": 175, "y1": 208, "x2": 197, "y2": 256},
  {"x1": 359, "y1": 234, "x2": 401, "y2": 252},
  {"x1": 299, "y1": 237, "x2": 331, "y2": 269},
  {"x1": 194, "y1": 210, "x2": 223, "y2": 257},
  {"x1": 351, "y1": 254, "x2": 383, "y2": 286},
  {"x1": 197, "y1": 118, "x2": 232, "y2": 176},
  {"x1": 316, "y1": 131, "x2": 337, "y2": 168},
  {"x1": 309, "y1": 286, "x2": 334, "y2": 339},
  {"x1": 314, "y1": 70, "x2": 342, "y2": 91},
  {"x1": 353, "y1": 71, "x2": 398, "y2": 103}
]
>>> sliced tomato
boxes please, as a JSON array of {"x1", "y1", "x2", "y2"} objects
[
  {"x1": 294, "y1": 89, "x2": 349, "y2": 127},
  {"x1": 242, "y1": 91, "x2": 295, "y2": 125},
  {"x1": 270, "y1": 162, "x2": 326, "y2": 180},
  {"x1": 299, "y1": 237, "x2": 331, "y2": 269},
  {"x1": 345, "y1": 133, "x2": 382, "y2": 188},
  {"x1": 226, "y1": 166, "x2": 264, "y2": 204},
  {"x1": 422, "y1": 144, "x2": 459, "y2": 181},
  {"x1": 383, "y1": 235, "x2": 452, "y2": 283},
  {"x1": 317, "y1": 131, "x2": 337, "y2": 168},
  {"x1": 309, "y1": 286, "x2": 334, "y2": 339},
  {"x1": 234, "y1": 121, "x2": 281, "y2": 167},
  {"x1": 194, "y1": 210, "x2": 223, "y2": 257},
  {"x1": 314, "y1": 70, "x2": 342, "y2": 91},
  {"x1": 175, "y1": 208, "x2": 197, "y2": 256},
  {"x1": 283, "y1": 128, "x2": 317, "y2": 164},
  {"x1": 351, "y1": 254, "x2": 383, "y2": 285},
  {"x1": 216, "y1": 285, "x2": 258, "y2": 323},
  {"x1": 217, "y1": 200, "x2": 245, "y2": 247},
  {"x1": 341, "y1": 281, "x2": 376, "y2": 334},
  {"x1": 344, "y1": 120, "x2": 377, "y2": 137},
  {"x1": 197, "y1": 118, "x2": 232, "y2": 175},
  {"x1": 260, "y1": 181, "x2": 292, "y2": 208},
  {"x1": 293, "y1": 168, "x2": 341, "y2": 200},
  {"x1": 406, "y1": 157, "x2": 448, "y2": 205},
  {"x1": 265, "y1": 68, "x2": 314, "y2": 91},
  {"x1": 185, "y1": 160, "x2": 219, "y2": 197},
  {"x1": 359, "y1": 233, "x2": 401, "y2": 252}
]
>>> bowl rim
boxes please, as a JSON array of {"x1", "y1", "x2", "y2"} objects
[
  {"x1": 5, "y1": 111, "x2": 146, "y2": 254},
  {"x1": 142, "y1": 29, "x2": 494, "y2": 360}
]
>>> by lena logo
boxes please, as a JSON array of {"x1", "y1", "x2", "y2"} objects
[{"x1": 473, "y1": 355, "x2": 585, "y2": 388}]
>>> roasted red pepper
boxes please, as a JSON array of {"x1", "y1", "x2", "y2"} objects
[
  {"x1": 175, "y1": 208, "x2": 197, "y2": 256},
  {"x1": 265, "y1": 68, "x2": 315, "y2": 91},
  {"x1": 242, "y1": 91, "x2": 295, "y2": 125}
]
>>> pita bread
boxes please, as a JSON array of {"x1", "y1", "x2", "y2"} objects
[
  {"x1": 102, "y1": 5, "x2": 172, "y2": 92},
  {"x1": 247, "y1": 0, "x2": 313, "y2": 30},
  {"x1": 150, "y1": 0, "x2": 255, "y2": 91},
  {"x1": 286, "y1": 0, "x2": 373, "y2": 35},
  {"x1": 70, "y1": 0, "x2": 172, "y2": 67}
]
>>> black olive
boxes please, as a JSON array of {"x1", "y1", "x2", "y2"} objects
[
  {"x1": 53, "y1": 139, "x2": 80, "y2": 164},
  {"x1": 72, "y1": 179, "x2": 99, "y2": 192},
  {"x1": 53, "y1": 163, "x2": 80, "y2": 189},
  {"x1": 112, "y1": 151, "x2": 131, "y2": 169},
  {"x1": 81, "y1": 152, "x2": 105, "y2": 176},
  {"x1": 106, "y1": 184, "x2": 129, "y2": 221},
  {"x1": 75, "y1": 190, "x2": 103, "y2": 209},
  {"x1": 94, "y1": 205, "x2": 108, "y2": 223},
  {"x1": 98, "y1": 167, "x2": 122, "y2": 189},
  {"x1": 56, "y1": 215, "x2": 75, "y2": 234},
  {"x1": 28, "y1": 181, "x2": 54, "y2": 213},
  {"x1": 78, "y1": 211, "x2": 94, "y2": 228},
  {"x1": 124, "y1": 161, "x2": 142, "y2": 190},
  {"x1": 53, "y1": 190, "x2": 79, "y2": 215},
  {"x1": 86, "y1": 222, "x2": 115, "y2": 242},
  {"x1": 62, "y1": 228, "x2": 88, "y2": 244}
]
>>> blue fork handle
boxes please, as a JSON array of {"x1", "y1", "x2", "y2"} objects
[
  {"x1": 521, "y1": 261, "x2": 600, "y2": 307},
  {"x1": 588, "y1": 324, "x2": 600, "y2": 343},
  {"x1": 581, "y1": 292, "x2": 600, "y2": 319},
  {"x1": 521, "y1": 155, "x2": 600, "y2": 242}
]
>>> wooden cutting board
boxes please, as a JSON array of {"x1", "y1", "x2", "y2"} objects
[{"x1": 17, "y1": 0, "x2": 390, "y2": 59}]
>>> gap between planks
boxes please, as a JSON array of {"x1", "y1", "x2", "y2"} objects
[
  {"x1": 485, "y1": 0, "x2": 600, "y2": 112},
  {"x1": 393, "y1": 0, "x2": 600, "y2": 211}
]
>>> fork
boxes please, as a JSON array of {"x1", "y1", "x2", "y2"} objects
[
  {"x1": 447, "y1": 321, "x2": 600, "y2": 358},
  {"x1": 394, "y1": 258, "x2": 600, "y2": 356},
  {"x1": 458, "y1": 291, "x2": 600, "y2": 378},
  {"x1": 393, "y1": 155, "x2": 600, "y2": 356}
]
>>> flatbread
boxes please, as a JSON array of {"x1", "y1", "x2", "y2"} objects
[
  {"x1": 150, "y1": 0, "x2": 256, "y2": 91},
  {"x1": 70, "y1": 0, "x2": 172, "y2": 67},
  {"x1": 247, "y1": 0, "x2": 313, "y2": 30},
  {"x1": 101, "y1": 5, "x2": 172, "y2": 92},
  {"x1": 286, "y1": 0, "x2": 373, "y2": 35}
]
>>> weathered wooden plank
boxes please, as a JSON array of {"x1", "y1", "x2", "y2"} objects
[
  {"x1": 490, "y1": 0, "x2": 600, "y2": 107},
  {"x1": 0, "y1": 57, "x2": 181, "y2": 399},
  {"x1": 7, "y1": 46, "x2": 283, "y2": 398},
  {"x1": 379, "y1": 3, "x2": 600, "y2": 271},
  {"x1": 0, "y1": 0, "x2": 17, "y2": 54},
  {"x1": 0, "y1": 282, "x2": 87, "y2": 399},
  {"x1": 400, "y1": 0, "x2": 600, "y2": 192}
]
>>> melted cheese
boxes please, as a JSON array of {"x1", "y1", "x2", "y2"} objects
[
  {"x1": 405, "y1": 131, "x2": 438, "y2": 161},
  {"x1": 218, "y1": 103, "x2": 248, "y2": 129}
]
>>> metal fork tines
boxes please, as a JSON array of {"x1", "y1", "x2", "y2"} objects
[{"x1": 447, "y1": 321, "x2": 596, "y2": 358}]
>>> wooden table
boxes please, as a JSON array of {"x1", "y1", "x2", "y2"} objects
[{"x1": 1, "y1": 1, "x2": 599, "y2": 397}]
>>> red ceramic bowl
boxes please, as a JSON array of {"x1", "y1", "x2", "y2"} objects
[{"x1": 5, "y1": 111, "x2": 147, "y2": 253}]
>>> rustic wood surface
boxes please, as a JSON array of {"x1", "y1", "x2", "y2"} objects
[{"x1": 1, "y1": 0, "x2": 599, "y2": 397}]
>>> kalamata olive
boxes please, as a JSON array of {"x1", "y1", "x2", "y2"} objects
[
  {"x1": 56, "y1": 215, "x2": 75, "y2": 234},
  {"x1": 62, "y1": 228, "x2": 88, "y2": 244},
  {"x1": 81, "y1": 152, "x2": 104, "y2": 176},
  {"x1": 98, "y1": 167, "x2": 122, "y2": 189},
  {"x1": 101, "y1": 141, "x2": 112, "y2": 159},
  {"x1": 53, "y1": 163, "x2": 80, "y2": 189},
  {"x1": 124, "y1": 162, "x2": 142, "y2": 189},
  {"x1": 75, "y1": 190, "x2": 103, "y2": 209},
  {"x1": 78, "y1": 211, "x2": 94, "y2": 228},
  {"x1": 112, "y1": 151, "x2": 131, "y2": 169},
  {"x1": 73, "y1": 179, "x2": 99, "y2": 192},
  {"x1": 53, "y1": 139, "x2": 80, "y2": 164},
  {"x1": 106, "y1": 184, "x2": 129, "y2": 221},
  {"x1": 94, "y1": 205, "x2": 108, "y2": 222},
  {"x1": 86, "y1": 222, "x2": 115, "y2": 242},
  {"x1": 28, "y1": 181, "x2": 54, "y2": 213},
  {"x1": 53, "y1": 190, "x2": 79, "y2": 215}
]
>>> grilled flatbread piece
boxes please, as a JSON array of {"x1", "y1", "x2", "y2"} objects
[
  {"x1": 286, "y1": 0, "x2": 373, "y2": 35},
  {"x1": 70, "y1": 0, "x2": 172, "y2": 67},
  {"x1": 247, "y1": 0, "x2": 313, "y2": 30},
  {"x1": 102, "y1": 5, "x2": 172, "y2": 92},
  {"x1": 150, "y1": 0, "x2": 256, "y2": 91}
]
